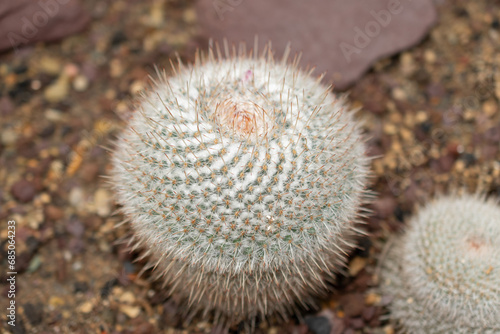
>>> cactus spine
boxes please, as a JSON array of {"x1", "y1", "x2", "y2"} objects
[
  {"x1": 380, "y1": 194, "x2": 500, "y2": 333},
  {"x1": 110, "y1": 45, "x2": 370, "y2": 326}
]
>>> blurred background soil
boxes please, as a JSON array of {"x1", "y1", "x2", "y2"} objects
[{"x1": 0, "y1": 0, "x2": 499, "y2": 333}]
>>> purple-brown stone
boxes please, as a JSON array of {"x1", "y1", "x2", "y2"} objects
[
  {"x1": 0, "y1": 0, "x2": 90, "y2": 53},
  {"x1": 11, "y1": 179, "x2": 36, "y2": 203},
  {"x1": 196, "y1": 0, "x2": 437, "y2": 89}
]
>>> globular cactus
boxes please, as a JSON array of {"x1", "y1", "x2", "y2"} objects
[
  {"x1": 380, "y1": 194, "x2": 500, "y2": 333},
  {"x1": 110, "y1": 45, "x2": 370, "y2": 326}
]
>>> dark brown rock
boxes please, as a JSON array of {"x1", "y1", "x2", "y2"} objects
[
  {"x1": 132, "y1": 322, "x2": 155, "y2": 334},
  {"x1": 305, "y1": 315, "x2": 331, "y2": 334},
  {"x1": 11, "y1": 179, "x2": 36, "y2": 203},
  {"x1": 430, "y1": 154, "x2": 455, "y2": 173},
  {"x1": 45, "y1": 205, "x2": 64, "y2": 221},
  {"x1": 481, "y1": 144, "x2": 499, "y2": 160},
  {"x1": 361, "y1": 306, "x2": 376, "y2": 321},
  {"x1": 371, "y1": 195, "x2": 397, "y2": 219},
  {"x1": 161, "y1": 299, "x2": 183, "y2": 328},
  {"x1": 79, "y1": 162, "x2": 99, "y2": 182},
  {"x1": 0, "y1": 96, "x2": 15, "y2": 116},
  {"x1": 23, "y1": 303, "x2": 44, "y2": 326},
  {"x1": 339, "y1": 293, "x2": 365, "y2": 317},
  {"x1": 0, "y1": 0, "x2": 90, "y2": 53},
  {"x1": 66, "y1": 216, "x2": 85, "y2": 237},
  {"x1": 195, "y1": 0, "x2": 437, "y2": 89},
  {"x1": 348, "y1": 317, "x2": 365, "y2": 329},
  {"x1": 68, "y1": 237, "x2": 85, "y2": 254},
  {"x1": 277, "y1": 323, "x2": 309, "y2": 334},
  {"x1": 317, "y1": 309, "x2": 346, "y2": 334},
  {"x1": 57, "y1": 256, "x2": 67, "y2": 282}
]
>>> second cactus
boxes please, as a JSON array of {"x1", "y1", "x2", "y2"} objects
[{"x1": 380, "y1": 194, "x2": 500, "y2": 333}]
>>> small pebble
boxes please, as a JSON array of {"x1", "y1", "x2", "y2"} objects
[
  {"x1": 372, "y1": 196, "x2": 397, "y2": 219},
  {"x1": 66, "y1": 216, "x2": 85, "y2": 237},
  {"x1": 383, "y1": 123, "x2": 397, "y2": 135},
  {"x1": 482, "y1": 100, "x2": 498, "y2": 117},
  {"x1": 391, "y1": 87, "x2": 407, "y2": 101},
  {"x1": 362, "y1": 306, "x2": 376, "y2": 321},
  {"x1": 44, "y1": 108, "x2": 64, "y2": 122},
  {"x1": 340, "y1": 293, "x2": 365, "y2": 317},
  {"x1": 110, "y1": 59, "x2": 124, "y2": 78},
  {"x1": 148, "y1": 1, "x2": 165, "y2": 27},
  {"x1": 27, "y1": 255, "x2": 42, "y2": 273},
  {"x1": 78, "y1": 301, "x2": 93, "y2": 314},
  {"x1": 119, "y1": 291, "x2": 136, "y2": 304},
  {"x1": 400, "y1": 53, "x2": 416, "y2": 77},
  {"x1": 384, "y1": 325, "x2": 395, "y2": 334},
  {"x1": 80, "y1": 163, "x2": 99, "y2": 182},
  {"x1": 64, "y1": 63, "x2": 80, "y2": 78},
  {"x1": 129, "y1": 80, "x2": 144, "y2": 95},
  {"x1": 49, "y1": 296, "x2": 65, "y2": 307},
  {"x1": 348, "y1": 257, "x2": 367, "y2": 276},
  {"x1": 349, "y1": 317, "x2": 365, "y2": 329},
  {"x1": 39, "y1": 56, "x2": 62, "y2": 75},
  {"x1": 365, "y1": 292, "x2": 381, "y2": 305},
  {"x1": 424, "y1": 49, "x2": 437, "y2": 63},
  {"x1": 305, "y1": 315, "x2": 331, "y2": 334},
  {"x1": 94, "y1": 188, "x2": 112, "y2": 217},
  {"x1": 0, "y1": 96, "x2": 14, "y2": 116},
  {"x1": 44, "y1": 76, "x2": 69, "y2": 103},
  {"x1": 31, "y1": 80, "x2": 42, "y2": 90},
  {"x1": 415, "y1": 110, "x2": 428, "y2": 123},
  {"x1": 11, "y1": 179, "x2": 36, "y2": 203},
  {"x1": 73, "y1": 75, "x2": 89, "y2": 92},
  {"x1": 45, "y1": 205, "x2": 64, "y2": 221},
  {"x1": 73, "y1": 281, "x2": 89, "y2": 293},
  {"x1": 101, "y1": 278, "x2": 118, "y2": 298},
  {"x1": 72, "y1": 261, "x2": 83, "y2": 271},
  {"x1": 119, "y1": 304, "x2": 141, "y2": 318},
  {"x1": 2, "y1": 128, "x2": 18, "y2": 145},
  {"x1": 69, "y1": 187, "x2": 85, "y2": 207},
  {"x1": 23, "y1": 303, "x2": 43, "y2": 326}
]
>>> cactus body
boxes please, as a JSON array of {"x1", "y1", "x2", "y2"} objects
[
  {"x1": 110, "y1": 47, "x2": 369, "y2": 325},
  {"x1": 380, "y1": 194, "x2": 500, "y2": 333}
]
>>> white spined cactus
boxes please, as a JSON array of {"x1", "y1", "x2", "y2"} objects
[
  {"x1": 110, "y1": 45, "x2": 370, "y2": 326},
  {"x1": 380, "y1": 194, "x2": 500, "y2": 333}
]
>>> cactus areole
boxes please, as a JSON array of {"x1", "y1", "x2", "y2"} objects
[{"x1": 110, "y1": 46, "x2": 369, "y2": 325}]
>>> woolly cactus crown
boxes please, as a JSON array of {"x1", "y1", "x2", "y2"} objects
[
  {"x1": 111, "y1": 46, "x2": 369, "y2": 323},
  {"x1": 380, "y1": 194, "x2": 500, "y2": 333}
]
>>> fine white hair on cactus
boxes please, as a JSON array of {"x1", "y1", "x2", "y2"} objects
[
  {"x1": 380, "y1": 194, "x2": 500, "y2": 334},
  {"x1": 110, "y1": 43, "x2": 370, "y2": 326}
]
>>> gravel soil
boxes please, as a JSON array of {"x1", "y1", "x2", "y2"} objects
[{"x1": 1, "y1": 0, "x2": 499, "y2": 333}]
